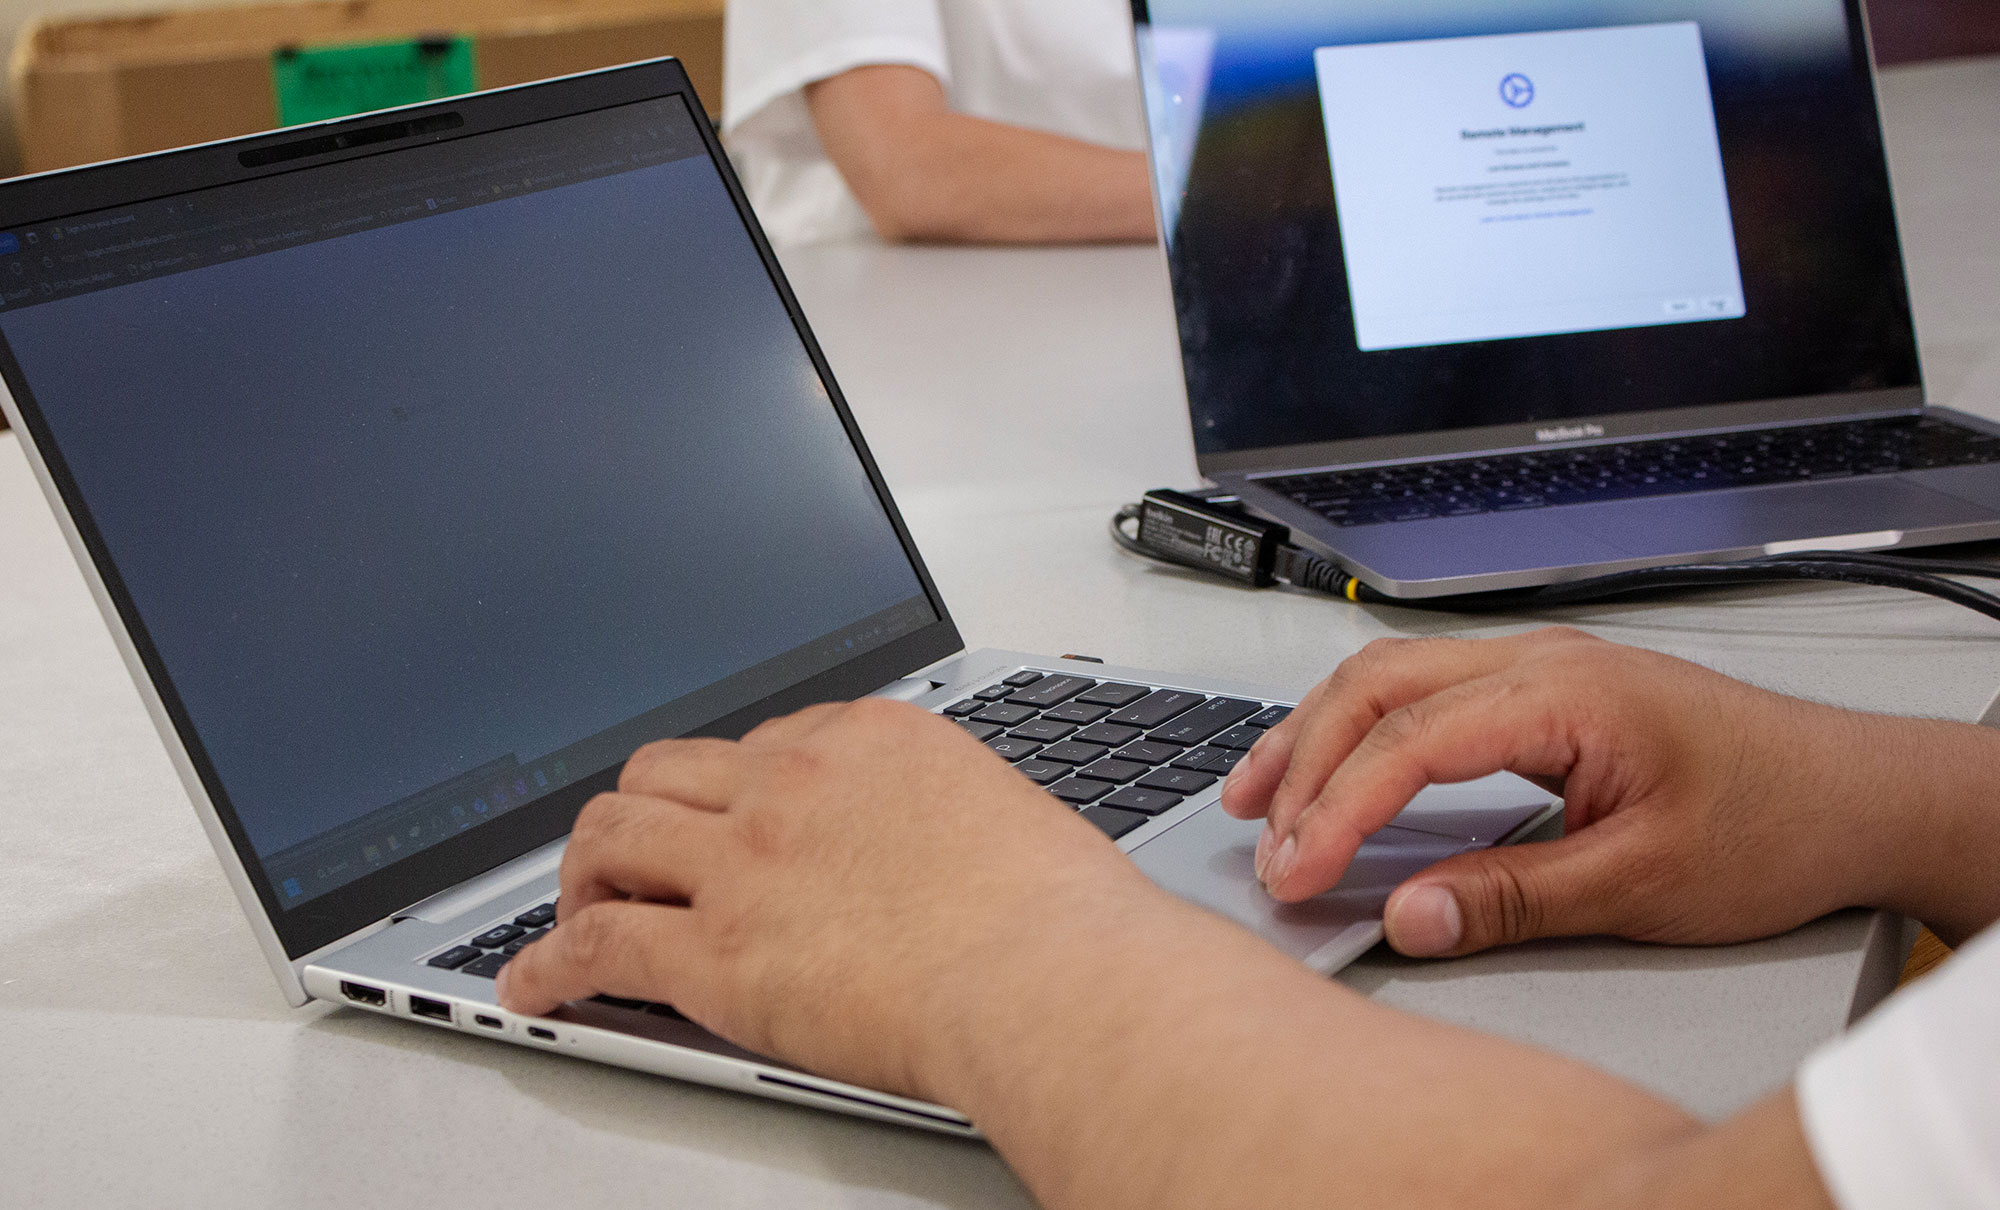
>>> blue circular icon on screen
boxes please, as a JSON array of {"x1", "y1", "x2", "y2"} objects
[{"x1": 1500, "y1": 73, "x2": 1535, "y2": 108}]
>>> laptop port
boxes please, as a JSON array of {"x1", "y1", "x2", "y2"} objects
[
  {"x1": 409, "y1": 995, "x2": 452, "y2": 1023},
  {"x1": 474, "y1": 1014, "x2": 504, "y2": 1030},
  {"x1": 527, "y1": 1026, "x2": 557, "y2": 1042},
  {"x1": 341, "y1": 981, "x2": 387, "y2": 1008}
]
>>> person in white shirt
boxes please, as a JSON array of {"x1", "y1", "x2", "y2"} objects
[
  {"x1": 501, "y1": 627, "x2": 2000, "y2": 1210},
  {"x1": 721, "y1": 0, "x2": 1155, "y2": 245}
]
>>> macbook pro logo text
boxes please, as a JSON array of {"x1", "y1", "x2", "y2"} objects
[{"x1": 1535, "y1": 423, "x2": 1606, "y2": 443}]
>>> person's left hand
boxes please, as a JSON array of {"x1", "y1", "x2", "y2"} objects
[{"x1": 495, "y1": 697, "x2": 1168, "y2": 1103}]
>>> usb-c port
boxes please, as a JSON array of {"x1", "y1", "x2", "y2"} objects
[
  {"x1": 527, "y1": 1026, "x2": 556, "y2": 1042},
  {"x1": 474, "y1": 1014, "x2": 504, "y2": 1030},
  {"x1": 409, "y1": 995, "x2": 452, "y2": 1023},
  {"x1": 341, "y1": 981, "x2": 387, "y2": 1007}
]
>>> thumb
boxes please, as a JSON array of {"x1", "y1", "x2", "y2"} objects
[{"x1": 1383, "y1": 825, "x2": 1637, "y2": 958}]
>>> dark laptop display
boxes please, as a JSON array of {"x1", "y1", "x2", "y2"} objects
[
  {"x1": 1134, "y1": 0, "x2": 1919, "y2": 457},
  {"x1": 0, "y1": 89, "x2": 952, "y2": 949}
]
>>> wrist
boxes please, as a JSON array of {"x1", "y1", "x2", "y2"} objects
[
  {"x1": 1862, "y1": 716, "x2": 2000, "y2": 944},
  {"x1": 909, "y1": 879, "x2": 1269, "y2": 1115}
]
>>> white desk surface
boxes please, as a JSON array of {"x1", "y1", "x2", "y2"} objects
[{"x1": 3, "y1": 55, "x2": 1998, "y2": 1210}]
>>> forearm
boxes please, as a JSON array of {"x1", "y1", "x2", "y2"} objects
[
  {"x1": 850, "y1": 113, "x2": 1152, "y2": 244},
  {"x1": 805, "y1": 67, "x2": 1155, "y2": 244},
  {"x1": 932, "y1": 898, "x2": 1703, "y2": 1210}
]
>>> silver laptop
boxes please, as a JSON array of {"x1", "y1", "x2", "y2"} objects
[
  {"x1": 0, "y1": 61, "x2": 1554, "y2": 1134},
  {"x1": 1133, "y1": 0, "x2": 2000, "y2": 598}
]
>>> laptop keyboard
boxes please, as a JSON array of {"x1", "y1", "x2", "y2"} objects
[
  {"x1": 941, "y1": 670, "x2": 1289, "y2": 841},
  {"x1": 1265, "y1": 416, "x2": 2000, "y2": 529},
  {"x1": 417, "y1": 671, "x2": 1291, "y2": 999},
  {"x1": 425, "y1": 895, "x2": 692, "y2": 1019}
]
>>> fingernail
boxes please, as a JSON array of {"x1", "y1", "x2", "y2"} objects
[
  {"x1": 1261, "y1": 834, "x2": 1297, "y2": 891},
  {"x1": 1387, "y1": 885, "x2": 1463, "y2": 957},
  {"x1": 1254, "y1": 826, "x2": 1275, "y2": 879}
]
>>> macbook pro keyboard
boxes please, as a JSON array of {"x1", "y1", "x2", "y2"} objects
[{"x1": 1266, "y1": 416, "x2": 2000, "y2": 529}]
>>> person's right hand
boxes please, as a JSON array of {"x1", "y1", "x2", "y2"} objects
[{"x1": 1219, "y1": 628, "x2": 1998, "y2": 957}]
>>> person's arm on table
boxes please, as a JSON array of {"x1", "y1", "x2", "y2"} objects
[
  {"x1": 495, "y1": 631, "x2": 2000, "y2": 1210},
  {"x1": 804, "y1": 64, "x2": 1155, "y2": 244}
]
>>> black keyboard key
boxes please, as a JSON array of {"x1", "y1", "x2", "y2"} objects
[
  {"x1": 513, "y1": 902, "x2": 557, "y2": 929},
  {"x1": 502, "y1": 928, "x2": 549, "y2": 956},
  {"x1": 974, "y1": 684, "x2": 1014, "y2": 701},
  {"x1": 1008, "y1": 675, "x2": 1098, "y2": 708},
  {"x1": 1248, "y1": 706, "x2": 1292, "y2": 729},
  {"x1": 592, "y1": 995, "x2": 650, "y2": 1011},
  {"x1": 972, "y1": 703, "x2": 1038, "y2": 726},
  {"x1": 1172, "y1": 746, "x2": 1227, "y2": 770},
  {"x1": 1207, "y1": 749, "x2": 1247, "y2": 773},
  {"x1": 942, "y1": 699, "x2": 984, "y2": 718},
  {"x1": 1004, "y1": 670, "x2": 1046, "y2": 688},
  {"x1": 1212, "y1": 725, "x2": 1266, "y2": 751},
  {"x1": 1076, "y1": 682, "x2": 1149, "y2": 707},
  {"x1": 462, "y1": 951, "x2": 511, "y2": 978},
  {"x1": 957, "y1": 720, "x2": 1004, "y2": 741},
  {"x1": 1115, "y1": 741, "x2": 1183, "y2": 766},
  {"x1": 1139, "y1": 768, "x2": 1218, "y2": 795},
  {"x1": 988, "y1": 736, "x2": 1045, "y2": 762},
  {"x1": 1151, "y1": 698, "x2": 1261, "y2": 746},
  {"x1": 1102, "y1": 787, "x2": 1184, "y2": 816},
  {"x1": 1049, "y1": 777, "x2": 1114, "y2": 805},
  {"x1": 1073, "y1": 722, "x2": 1144, "y2": 747},
  {"x1": 1011, "y1": 719, "x2": 1078, "y2": 743},
  {"x1": 1077, "y1": 758, "x2": 1149, "y2": 784},
  {"x1": 1041, "y1": 741, "x2": 1111, "y2": 766},
  {"x1": 1014, "y1": 759, "x2": 1070, "y2": 785},
  {"x1": 1043, "y1": 701, "x2": 1113, "y2": 725},
  {"x1": 472, "y1": 924, "x2": 524, "y2": 949},
  {"x1": 1107, "y1": 690, "x2": 1207, "y2": 728},
  {"x1": 428, "y1": 945, "x2": 481, "y2": 970},
  {"x1": 1080, "y1": 805, "x2": 1149, "y2": 840}
]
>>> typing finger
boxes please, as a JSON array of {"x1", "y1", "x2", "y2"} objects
[
  {"x1": 1245, "y1": 634, "x2": 1539, "y2": 838},
  {"x1": 497, "y1": 898, "x2": 699, "y2": 1017},
  {"x1": 1262, "y1": 670, "x2": 1581, "y2": 902},
  {"x1": 558, "y1": 792, "x2": 729, "y2": 920},
  {"x1": 619, "y1": 737, "x2": 748, "y2": 808}
]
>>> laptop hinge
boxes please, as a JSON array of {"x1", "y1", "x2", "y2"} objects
[
  {"x1": 396, "y1": 836, "x2": 567, "y2": 925},
  {"x1": 869, "y1": 676, "x2": 945, "y2": 703}
]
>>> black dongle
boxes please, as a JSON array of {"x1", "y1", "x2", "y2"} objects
[{"x1": 1135, "y1": 489, "x2": 1287, "y2": 587}]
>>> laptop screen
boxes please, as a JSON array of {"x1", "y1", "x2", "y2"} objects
[
  {"x1": 1135, "y1": 0, "x2": 1920, "y2": 459},
  {"x1": 0, "y1": 86, "x2": 947, "y2": 948}
]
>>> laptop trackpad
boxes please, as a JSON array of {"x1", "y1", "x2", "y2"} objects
[
  {"x1": 1132, "y1": 806, "x2": 1472, "y2": 973},
  {"x1": 1577, "y1": 478, "x2": 1994, "y2": 558}
]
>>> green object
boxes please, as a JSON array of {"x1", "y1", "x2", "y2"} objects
[{"x1": 271, "y1": 37, "x2": 478, "y2": 127}]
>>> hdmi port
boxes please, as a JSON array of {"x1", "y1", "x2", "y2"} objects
[{"x1": 341, "y1": 981, "x2": 387, "y2": 1007}]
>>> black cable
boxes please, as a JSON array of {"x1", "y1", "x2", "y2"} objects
[{"x1": 1110, "y1": 500, "x2": 2000, "y2": 625}]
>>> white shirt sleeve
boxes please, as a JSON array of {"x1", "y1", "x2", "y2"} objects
[
  {"x1": 721, "y1": 0, "x2": 949, "y2": 244},
  {"x1": 1798, "y1": 921, "x2": 2000, "y2": 1210},
  {"x1": 723, "y1": 0, "x2": 949, "y2": 138}
]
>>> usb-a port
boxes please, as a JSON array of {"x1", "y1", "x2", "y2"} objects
[{"x1": 409, "y1": 995, "x2": 452, "y2": 1024}]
